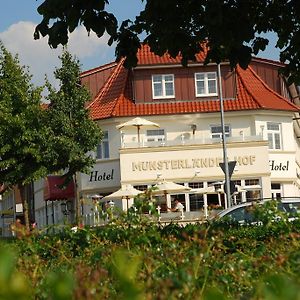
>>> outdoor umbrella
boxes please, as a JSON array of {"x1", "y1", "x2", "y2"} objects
[
  {"x1": 152, "y1": 181, "x2": 191, "y2": 196},
  {"x1": 151, "y1": 181, "x2": 190, "y2": 212},
  {"x1": 116, "y1": 117, "x2": 160, "y2": 143},
  {"x1": 189, "y1": 186, "x2": 216, "y2": 195},
  {"x1": 101, "y1": 185, "x2": 144, "y2": 210}
]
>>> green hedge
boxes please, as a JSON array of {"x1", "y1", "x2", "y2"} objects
[{"x1": 1, "y1": 212, "x2": 300, "y2": 299}]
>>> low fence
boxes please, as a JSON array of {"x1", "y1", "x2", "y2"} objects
[{"x1": 82, "y1": 210, "x2": 208, "y2": 227}]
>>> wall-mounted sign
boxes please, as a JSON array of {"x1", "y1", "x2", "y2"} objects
[
  {"x1": 89, "y1": 169, "x2": 114, "y2": 182},
  {"x1": 120, "y1": 145, "x2": 270, "y2": 182},
  {"x1": 79, "y1": 160, "x2": 120, "y2": 191},
  {"x1": 269, "y1": 153, "x2": 296, "y2": 178},
  {"x1": 269, "y1": 160, "x2": 289, "y2": 171},
  {"x1": 131, "y1": 155, "x2": 256, "y2": 172}
]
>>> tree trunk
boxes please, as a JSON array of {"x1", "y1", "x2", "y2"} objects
[
  {"x1": 74, "y1": 173, "x2": 81, "y2": 226},
  {"x1": 17, "y1": 183, "x2": 30, "y2": 234}
]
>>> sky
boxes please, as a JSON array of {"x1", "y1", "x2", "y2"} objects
[
  {"x1": 0, "y1": 0, "x2": 145, "y2": 87},
  {"x1": 0, "y1": 1, "x2": 280, "y2": 88}
]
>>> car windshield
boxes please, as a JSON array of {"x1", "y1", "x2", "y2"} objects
[
  {"x1": 221, "y1": 206, "x2": 255, "y2": 223},
  {"x1": 220, "y1": 200, "x2": 300, "y2": 223},
  {"x1": 279, "y1": 202, "x2": 300, "y2": 216}
]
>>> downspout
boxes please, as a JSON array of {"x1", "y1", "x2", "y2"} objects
[{"x1": 287, "y1": 82, "x2": 300, "y2": 138}]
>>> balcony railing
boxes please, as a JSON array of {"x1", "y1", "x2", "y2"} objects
[{"x1": 121, "y1": 134, "x2": 264, "y2": 149}]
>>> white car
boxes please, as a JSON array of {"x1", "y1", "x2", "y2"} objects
[{"x1": 213, "y1": 198, "x2": 300, "y2": 224}]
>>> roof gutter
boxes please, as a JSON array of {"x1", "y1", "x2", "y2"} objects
[{"x1": 134, "y1": 61, "x2": 229, "y2": 70}]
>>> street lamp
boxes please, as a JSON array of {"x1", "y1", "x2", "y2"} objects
[
  {"x1": 60, "y1": 200, "x2": 73, "y2": 215},
  {"x1": 217, "y1": 63, "x2": 231, "y2": 208}
]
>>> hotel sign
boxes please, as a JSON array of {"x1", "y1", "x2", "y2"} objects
[
  {"x1": 89, "y1": 169, "x2": 115, "y2": 182},
  {"x1": 131, "y1": 155, "x2": 256, "y2": 172},
  {"x1": 79, "y1": 160, "x2": 120, "y2": 191},
  {"x1": 269, "y1": 160, "x2": 289, "y2": 171},
  {"x1": 119, "y1": 145, "x2": 270, "y2": 182},
  {"x1": 269, "y1": 153, "x2": 295, "y2": 178}
]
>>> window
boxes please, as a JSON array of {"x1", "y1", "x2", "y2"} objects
[
  {"x1": 152, "y1": 74, "x2": 175, "y2": 99},
  {"x1": 271, "y1": 183, "x2": 282, "y2": 200},
  {"x1": 195, "y1": 72, "x2": 217, "y2": 96},
  {"x1": 133, "y1": 185, "x2": 148, "y2": 192},
  {"x1": 267, "y1": 122, "x2": 281, "y2": 149},
  {"x1": 146, "y1": 129, "x2": 165, "y2": 142},
  {"x1": 245, "y1": 179, "x2": 261, "y2": 202},
  {"x1": 210, "y1": 124, "x2": 231, "y2": 139},
  {"x1": 96, "y1": 131, "x2": 109, "y2": 159},
  {"x1": 188, "y1": 182, "x2": 204, "y2": 211}
]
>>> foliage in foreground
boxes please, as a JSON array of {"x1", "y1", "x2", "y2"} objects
[{"x1": 1, "y1": 210, "x2": 300, "y2": 300}]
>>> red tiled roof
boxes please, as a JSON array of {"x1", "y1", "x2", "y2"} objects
[
  {"x1": 136, "y1": 44, "x2": 207, "y2": 66},
  {"x1": 81, "y1": 61, "x2": 117, "y2": 78},
  {"x1": 88, "y1": 46, "x2": 298, "y2": 120}
]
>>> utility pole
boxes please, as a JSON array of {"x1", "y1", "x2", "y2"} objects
[{"x1": 217, "y1": 63, "x2": 231, "y2": 208}]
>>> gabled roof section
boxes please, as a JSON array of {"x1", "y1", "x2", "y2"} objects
[
  {"x1": 237, "y1": 66, "x2": 298, "y2": 111},
  {"x1": 81, "y1": 61, "x2": 117, "y2": 78},
  {"x1": 88, "y1": 58, "x2": 130, "y2": 119},
  {"x1": 88, "y1": 45, "x2": 299, "y2": 121}
]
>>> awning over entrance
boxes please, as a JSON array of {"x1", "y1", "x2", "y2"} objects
[{"x1": 44, "y1": 176, "x2": 75, "y2": 201}]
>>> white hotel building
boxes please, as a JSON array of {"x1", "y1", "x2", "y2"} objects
[
  {"x1": 2, "y1": 44, "x2": 300, "y2": 233},
  {"x1": 76, "y1": 44, "x2": 300, "y2": 215}
]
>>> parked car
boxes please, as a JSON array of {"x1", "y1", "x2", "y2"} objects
[{"x1": 212, "y1": 198, "x2": 300, "y2": 224}]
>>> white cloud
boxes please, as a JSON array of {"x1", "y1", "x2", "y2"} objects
[{"x1": 0, "y1": 21, "x2": 114, "y2": 87}]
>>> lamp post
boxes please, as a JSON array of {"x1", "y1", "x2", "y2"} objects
[
  {"x1": 217, "y1": 63, "x2": 231, "y2": 208},
  {"x1": 60, "y1": 201, "x2": 73, "y2": 226}
]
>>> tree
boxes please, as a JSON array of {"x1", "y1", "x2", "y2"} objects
[
  {"x1": 34, "y1": 0, "x2": 300, "y2": 84},
  {"x1": 0, "y1": 42, "x2": 46, "y2": 186},
  {"x1": 0, "y1": 44, "x2": 100, "y2": 186},
  {"x1": 0, "y1": 42, "x2": 50, "y2": 231},
  {"x1": 44, "y1": 50, "x2": 101, "y2": 181},
  {"x1": 0, "y1": 43, "x2": 101, "y2": 226},
  {"x1": 44, "y1": 50, "x2": 102, "y2": 223}
]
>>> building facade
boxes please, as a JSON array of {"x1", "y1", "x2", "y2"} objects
[
  {"x1": 5, "y1": 44, "x2": 297, "y2": 233},
  {"x1": 76, "y1": 45, "x2": 300, "y2": 216}
]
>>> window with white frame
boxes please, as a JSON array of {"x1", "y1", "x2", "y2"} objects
[
  {"x1": 188, "y1": 182, "x2": 204, "y2": 211},
  {"x1": 210, "y1": 124, "x2": 231, "y2": 139},
  {"x1": 271, "y1": 183, "x2": 282, "y2": 200},
  {"x1": 245, "y1": 178, "x2": 261, "y2": 202},
  {"x1": 96, "y1": 131, "x2": 109, "y2": 159},
  {"x1": 195, "y1": 72, "x2": 218, "y2": 97},
  {"x1": 146, "y1": 129, "x2": 165, "y2": 142},
  {"x1": 152, "y1": 74, "x2": 175, "y2": 99},
  {"x1": 267, "y1": 122, "x2": 281, "y2": 149}
]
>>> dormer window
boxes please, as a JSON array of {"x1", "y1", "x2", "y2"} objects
[
  {"x1": 152, "y1": 74, "x2": 175, "y2": 99},
  {"x1": 195, "y1": 72, "x2": 218, "y2": 97}
]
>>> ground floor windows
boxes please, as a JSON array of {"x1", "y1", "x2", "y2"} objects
[
  {"x1": 245, "y1": 179, "x2": 262, "y2": 201},
  {"x1": 271, "y1": 183, "x2": 282, "y2": 199},
  {"x1": 188, "y1": 182, "x2": 204, "y2": 211},
  {"x1": 133, "y1": 185, "x2": 148, "y2": 192}
]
